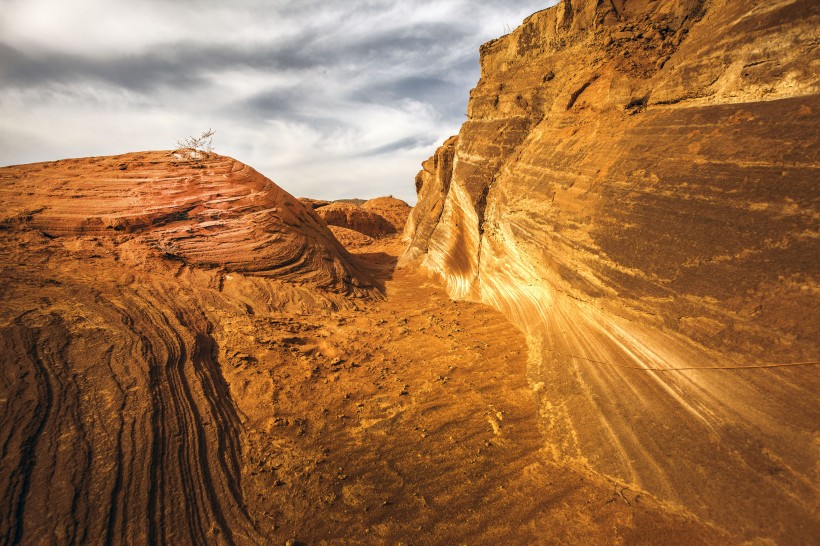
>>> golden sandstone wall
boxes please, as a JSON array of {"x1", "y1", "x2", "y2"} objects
[{"x1": 402, "y1": 1, "x2": 819, "y2": 541}]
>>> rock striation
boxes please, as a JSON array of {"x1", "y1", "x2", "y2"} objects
[
  {"x1": 403, "y1": 0, "x2": 819, "y2": 543},
  {"x1": 1, "y1": 152, "x2": 369, "y2": 293},
  {"x1": 313, "y1": 198, "x2": 410, "y2": 239},
  {"x1": 0, "y1": 151, "x2": 377, "y2": 544},
  {"x1": 1, "y1": 151, "x2": 715, "y2": 544}
]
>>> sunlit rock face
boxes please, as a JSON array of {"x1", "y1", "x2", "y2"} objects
[
  {"x1": 1, "y1": 151, "x2": 370, "y2": 292},
  {"x1": 403, "y1": 0, "x2": 820, "y2": 542}
]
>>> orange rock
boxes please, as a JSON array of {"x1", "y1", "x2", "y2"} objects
[
  {"x1": 403, "y1": 0, "x2": 820, "y2": 542},
  {"x1": 361, "y1": 196, "x2": 411, "y2": 232},
  {"x1": 0, "y1": 151, "x2": 371, "y2": 294},
  {"x1": 315, "y1": 201, "x2": 396, "y2": 238}
]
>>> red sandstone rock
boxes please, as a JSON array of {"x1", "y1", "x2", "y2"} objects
[
  {"x1": 0, "y1": 151, "x2": 370, "y2": 293},
  {"x1": 315, "y1": 201, "x2": 397, "y2": 238}
]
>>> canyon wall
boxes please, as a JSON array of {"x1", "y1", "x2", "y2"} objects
[{"x1": 403, "y1": 0, "x2": 819, "y2": 542}]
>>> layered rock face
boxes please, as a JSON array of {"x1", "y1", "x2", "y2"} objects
[
  {"x1": 313, "y1": 197, "x2": 410, "y2": 238},
  {"x1": 403, "y1": 0, "x2": 819, "y2": 542},
  {"x1": 1, "y1": 152, "x2": 368, "y2": 292},
  {"x1": 0, "y1": 152, "x2": 375, "y2": 544}
]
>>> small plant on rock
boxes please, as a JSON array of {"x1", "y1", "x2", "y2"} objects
[{"x1": 174, "y1": 129, "x2": 215, "y2": 161}]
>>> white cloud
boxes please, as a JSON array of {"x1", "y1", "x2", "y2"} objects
[{"x1": 0, "y1": 0, "x2": 556, "y2": 203}]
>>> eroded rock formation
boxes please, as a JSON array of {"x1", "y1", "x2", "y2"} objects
[
  {"x1": 361, "y1": 196, "x2": 411, "y2": 232},
  {"x1": 0, "y1": 152, "x2": 376, "y2": 544},
  {"x1": 2, "y1": 152, "x2": 369, "y2": 292},
  {"x1": 403, "y1": 0, "x2": 819, "y2": 542},
  {"x1": 313, "y1": 198, "x2": 409, "y2": 239},
  {"x1": 0, "y1": 152, "x2": 723, "y2": 543},
  {"x1": 315, "y1": 202, "x2": 395, "y2": 238}
]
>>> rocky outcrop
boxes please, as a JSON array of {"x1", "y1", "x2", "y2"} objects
[
  {"x1": 298, "y1": 197, "x2": 332, "y2": 211},
  {"x1": 403, "y1": 0, "x2": 819, "y2": 542},
  {"x1": 361, "y1": 197, "x2": 411, "y2": 232},
  {"x1": 315, "y1": 201, "x2": 397, "y2": 238},
  {"x1": 1, "y1": 152, "x2": 371, "y2": 293},
  {"x1": 402, "y1": 135, "x2": 457, "y2": 255},
  {"x1": 0, "y1": 152, "x2": 378, "y2": 544}
]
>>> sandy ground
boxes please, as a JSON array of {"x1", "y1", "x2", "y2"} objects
[{"x1": 225, "y1": 237, "x2": 726, "y2": 544}]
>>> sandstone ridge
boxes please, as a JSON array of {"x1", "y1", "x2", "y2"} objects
[
  {"x1": 403, "y1": 0, "x2": 819, "y2": 543},
  {"x1": 1, "y1": 151, "x2": 370, "y2": 294}
]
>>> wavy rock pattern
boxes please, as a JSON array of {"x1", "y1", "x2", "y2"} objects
[
  {"x1": 404, "y1": 0, "x2": 820, "y2": 542},
  {"x1": 0, "y1": 153, "x2": 375, "y2": 544},
  {"x1": 1, "y1": 152, "x2": 369, "y2": 293}
]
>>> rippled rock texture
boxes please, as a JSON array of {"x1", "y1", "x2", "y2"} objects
[
  {"x1": 1, "y1": 152, "x2": 369, "y2": 292},
  {"x1": 403, "y1": 0, "x2": 819, "y2": 542},
  {"x1": 0, "y1": 152, "x2": 375, "y2": 544}
]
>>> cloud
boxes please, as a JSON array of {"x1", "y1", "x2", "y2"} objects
[{"x1": 0, "y1": 0, "x2": 555, "y2": 203}]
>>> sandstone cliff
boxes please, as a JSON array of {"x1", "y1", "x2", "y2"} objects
[{"x1": 403, "y1": 0, "x2": 819, "y2": 542}]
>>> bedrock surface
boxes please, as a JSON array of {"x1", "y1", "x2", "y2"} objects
[{"x1": 0, "y1": 152, "x2": 374, "y2": 544}]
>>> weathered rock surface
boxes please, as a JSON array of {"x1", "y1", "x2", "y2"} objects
[
  {"x1": 327, "y1": 225, "x2": 375, "y2": 249},
  {"x1": 1, "y1": 152, "x2": 370, "y2": 292},
  {"x1": 0, "y1": 152, "x2": 378, "y2": 544},
  {"x1": 0, "y1": 160, "x2": 722, "y2": 544},
  {"x1": 315, "y1": 201, "x2": 398, "y2": 238},
  {"x1": 403, "y1": 0, "x2": 819, "y2": 543},
  {"x1": 361, "y1": 196, "x2": 411, "y2": 232}
]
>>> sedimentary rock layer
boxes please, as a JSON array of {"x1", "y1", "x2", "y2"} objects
[
  {"x1": 0, "y1": 151, "x2": 369, "y2": 293},
  {"x1": 403, "y1": 0, "x2": 820, "y2": 543},
  {"x1": 0, "y1": 152, "x2": 375, "y2": 544}
]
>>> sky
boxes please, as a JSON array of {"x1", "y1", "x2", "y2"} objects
[{"x1": 0, "y1": 0, "x2": 555, "y2": 203}]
